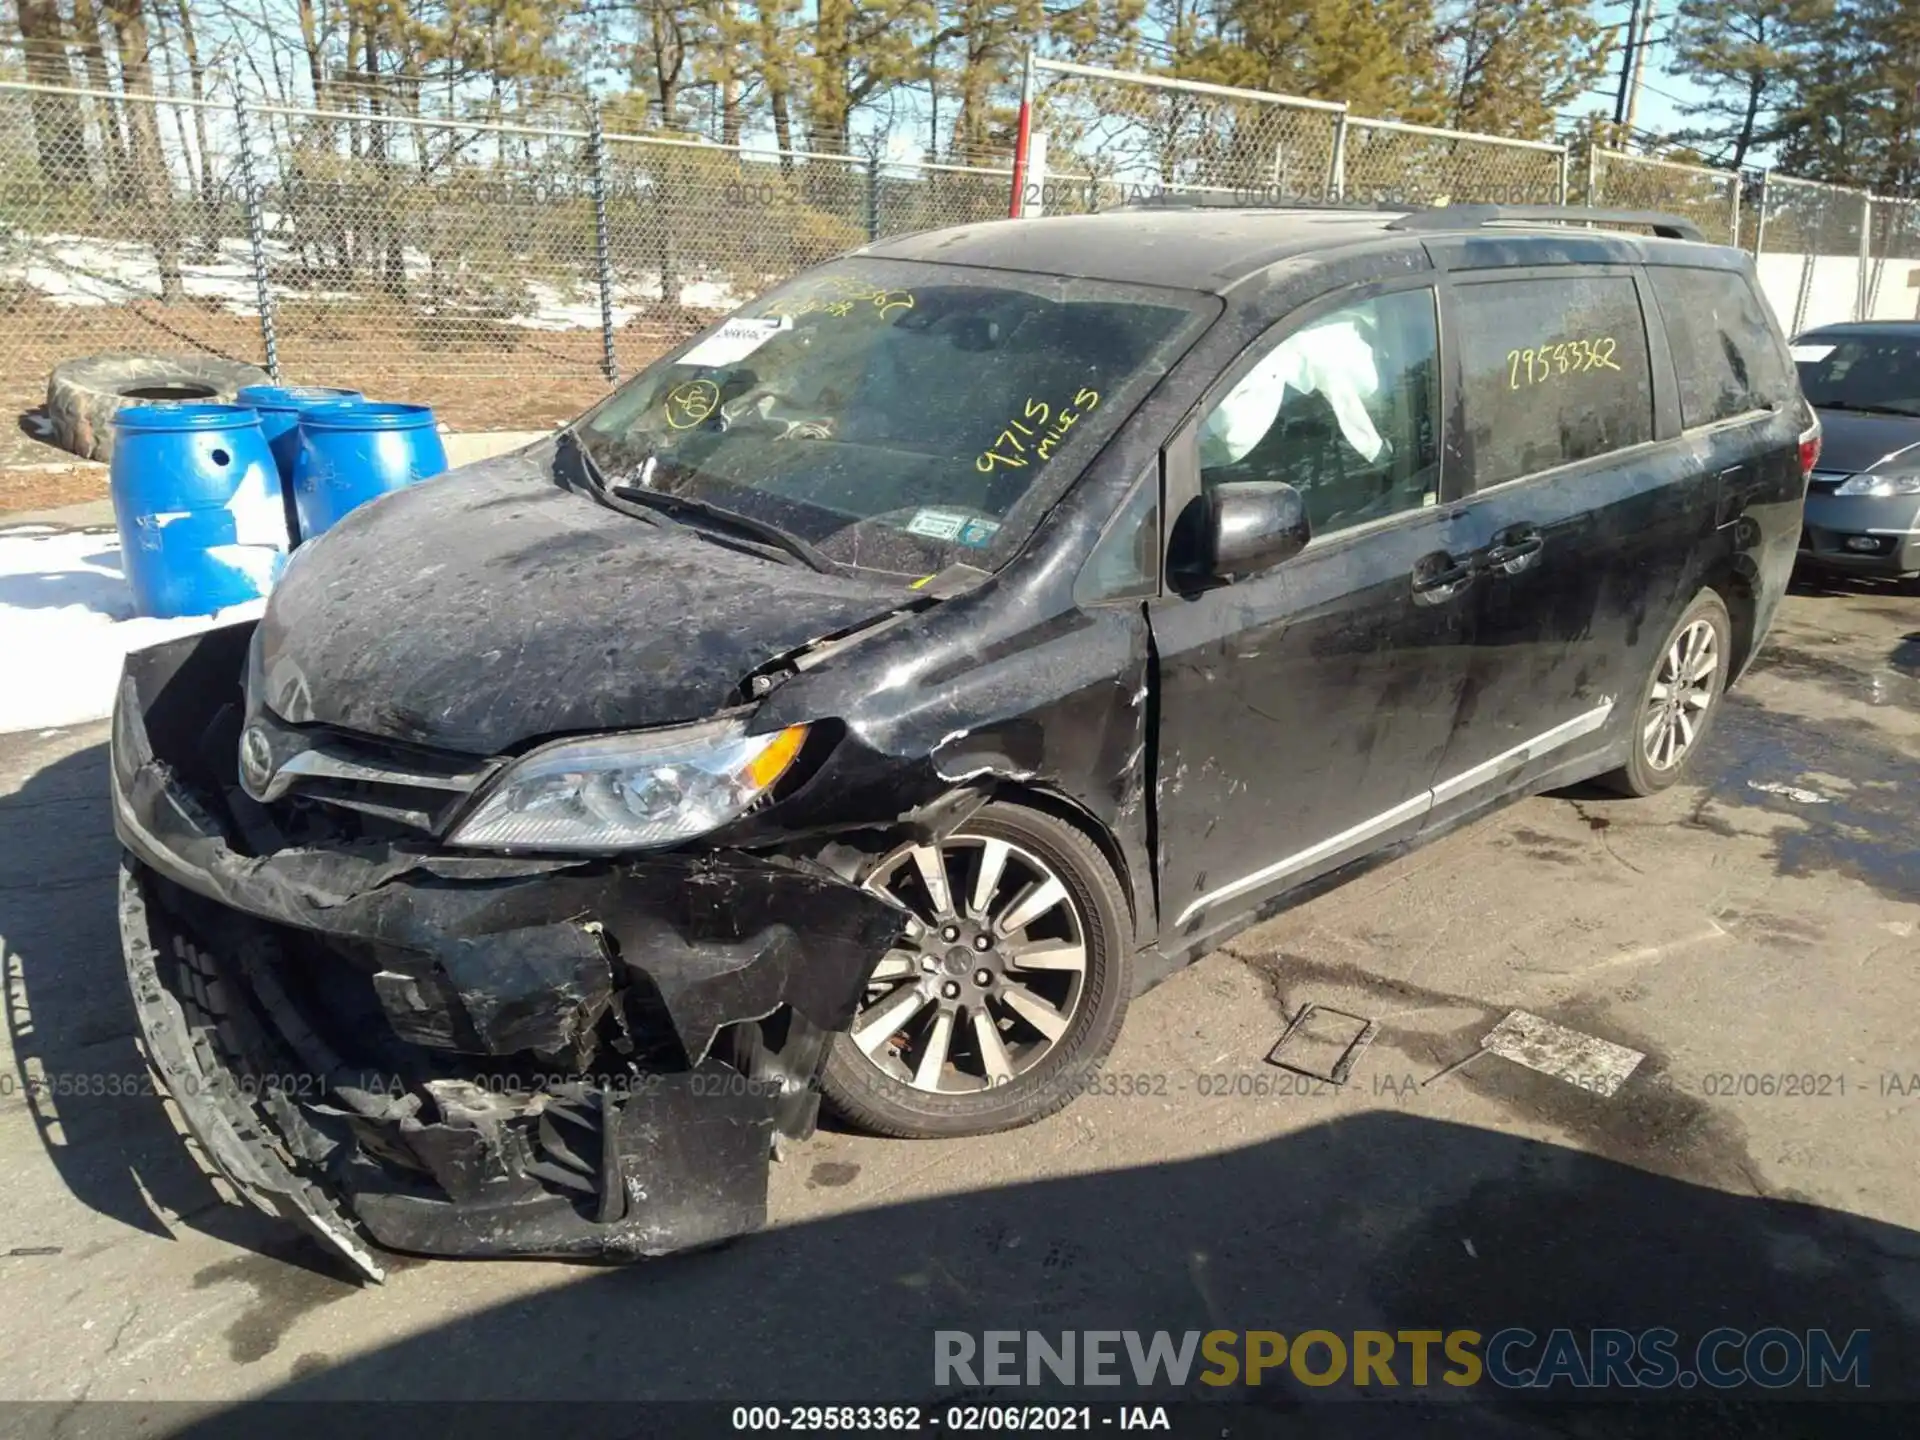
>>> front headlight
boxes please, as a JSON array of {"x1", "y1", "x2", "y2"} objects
[
  {"x1": 448, "y1": 717, "x2": 807, "y2": 851},
  {"x1": 1836, "y1": 472, "x2": 1920, "y2": 497}
]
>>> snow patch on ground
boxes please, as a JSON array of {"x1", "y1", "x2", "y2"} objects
[
  {"x1": 3, "y1": 231, "x2": 737, "y2": 325},
  {"x1": 0, "y1": 526, "x2": 264, "y2": 734}
]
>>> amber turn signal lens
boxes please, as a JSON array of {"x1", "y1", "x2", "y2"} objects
[{"x1": 743, "y1": 723, "x2": 808, "y2": 789}]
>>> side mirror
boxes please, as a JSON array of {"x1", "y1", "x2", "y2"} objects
[{"x1": 1203, "y1": 481, "x2": 1310, "y2": 581}]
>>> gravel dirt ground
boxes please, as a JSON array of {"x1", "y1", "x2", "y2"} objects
[{"x1": 0, "y1": 574, "x2": 1916, "y2": 1434}]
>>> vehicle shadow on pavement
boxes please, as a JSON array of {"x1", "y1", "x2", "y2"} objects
[
  {"x1": 0, "y1": 739, "x2": 325, "y2": 1272},
  {"x1": 9, "y1": 741, "x2": 1920, "y2": 1436},
  {"x1": 174, "y1": 1116, "x2": 1920, "y2": 1434},
  {"x1": 1786, "y1": 565, "x2": 1914, "y2": 602}
]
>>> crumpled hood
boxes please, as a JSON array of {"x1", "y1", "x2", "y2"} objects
[
  {"x1": 255, "y1": 442, "x2": 900, "y2": 755},
  {"x1": 1814, "y1": 409, "x2": 1920, "y2": 477}
]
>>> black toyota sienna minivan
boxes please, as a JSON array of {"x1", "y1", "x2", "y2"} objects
[{"x1": 112, "y1": 203, "x2": 1815, "y2": 1276}]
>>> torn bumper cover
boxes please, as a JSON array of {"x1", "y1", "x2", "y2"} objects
[{"x1": 112, "y1": 625, "x2": 902, "y2": 1280}]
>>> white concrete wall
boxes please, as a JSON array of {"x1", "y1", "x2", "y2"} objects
[
  {"x1": 1861, "y1": 259, "x2": 1920, "y2": 322},
  {"x1": 1754, "y1": 253, "x2": 1868, "y2": 335}
]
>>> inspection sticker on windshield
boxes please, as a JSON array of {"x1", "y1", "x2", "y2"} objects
[
  {"x1": 957, "y1": 517, "x2": 1000, "y2": 547},
  {"x1": 677, "y1": 316, "x2": 790, "y2": 368},
  {"x1": 1790, "y1": 343, "x2": 1836, "y2": 362},
  {"x1": 905, "y1": 508, "x2": 970, "y2": 541},
  {"x1": 905, "y1": 508, "x2": 999, "y2": 545}
]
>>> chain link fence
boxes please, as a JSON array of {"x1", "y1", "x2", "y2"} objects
[
  {"x1": 1, "y1": 80, "x2": 265, "y2": 434},
  {"x1": 10, "y1": 61, "x2": 1920, "y2": 453},
  {"x1": 1864, "y1": 198, "x2": 1920, "y2": 322},
  {"x1": 1586, "y1": 150, "x2": 1893, "y2": 334},
  {"x1": 0, "y1": 78, "x2": 1025, "y2": 436},
  {"x1": 1029, "y1": 58, "x2": 1347, "y2": 204},
  {"x1": 1752, "y1": 174, "x2": 1871, "y2": 334},
  {"x1": 1342, "y1": 118, "x2": 1565, "y2": 207},
  {"x1": 1588, "y1": 149, "x2": 1741, "y2": 245}
]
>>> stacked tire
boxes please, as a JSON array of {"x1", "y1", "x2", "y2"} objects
[{"x1": 47, "y1": 353, "x2": 271, "y2": 462}]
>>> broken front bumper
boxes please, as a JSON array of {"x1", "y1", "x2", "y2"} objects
[{"x1": 111, "y1": 624, "x2": 902, "y2": 1279}]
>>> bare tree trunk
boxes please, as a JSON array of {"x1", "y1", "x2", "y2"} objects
[
  {"x1": 109, "y1": 4, "x2": 185, "y2": 302},
  {"x1": 951, "y1": 29, "x2": 992, "y2": 162},
  {"x1": 386, "y1": 34, "x2": 422, "y2": 297},
  {"x1": 364, "y1": 21, "x2": 386, "y2": 289},
  {"x1": 71, "y1": 0, "x2": 130, "y2": 190},
  {"x1": 1731, "y1": 70, "x2": 1765, "y2": 171},
  {"x1": 722, "y1": 72, "x2": 742, "y2": 147},
  {"x1": 17, "y1": 0, "x2": 91, "y2": 184},
  {"x1": 174, "y1": 2, "x2": 218, "y2": 220},
  {"x1": 812, "y1": 0, "x2": 851, "y2": 154},
  {"x1": 296, "y1": 0, "x2": 328, "y2": 108},
  {"x1": 760, "y1": 7, "x2": 795, "y2": 178},
  {"x1": 151, "y1": 6, "x2": 201, "y2": 205},
  {"x1": 347, "y1": 12, "x2": 364, "y2": 160}
]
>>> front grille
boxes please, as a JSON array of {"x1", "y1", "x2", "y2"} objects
[
  {"x1": 244, "y1": 708, "x2": 499, "y2": 835},
  {"x1": 1807, "y1": 471, "x2": 1851, "y2": 494}
]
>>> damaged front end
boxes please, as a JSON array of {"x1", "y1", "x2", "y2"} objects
[{"x1": 112, "y1": 623, "x2": 903, "y2": 1280}]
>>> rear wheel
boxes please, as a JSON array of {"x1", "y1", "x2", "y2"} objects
[
  {"x1": 1599, "y1": 589, "x2": 1732, "y2": 797},
  {"x1": 818, "y1": 803, "x2": 1131, "y2": 1139}
]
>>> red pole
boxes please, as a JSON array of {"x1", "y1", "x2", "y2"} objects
[{"x1": 1008, "y1": 49, "x2": 1034, "y2": 219}]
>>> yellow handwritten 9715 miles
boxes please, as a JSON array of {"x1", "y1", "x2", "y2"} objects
[
  {"x1": 977, "y1": 388, "x2": 1101, "y2": 472},
  {"x1": 1507, "y1": 337, "x2": 1620, "y2": 389}
]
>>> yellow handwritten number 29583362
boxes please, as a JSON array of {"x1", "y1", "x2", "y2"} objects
[{"x1": 1506, "y1": 337, "x2": 1620, "y2": 390}]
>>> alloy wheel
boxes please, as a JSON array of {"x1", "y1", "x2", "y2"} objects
[
  {"x1": 1642, "y1": 618, "x2": 1719, "y2": 771},
  {"x1": 854, "y1": 834, "x2": 1089, "y2": 1094}
]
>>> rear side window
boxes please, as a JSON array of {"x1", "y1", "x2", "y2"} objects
[
  {"x1": 1648, "y1": 266, "x2": 1792, "y2": 427},
  {"x1": 1454, "y1": 274, "x2": 1655, "y2": 488}
]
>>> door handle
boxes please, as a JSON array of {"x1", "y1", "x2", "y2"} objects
[
  {"x1": 1482, "y1": 527, "x2": 1544, "y2": 574},
  {"x1": 1411, "y1": 550, "x2": 1476, "y2": 603}
]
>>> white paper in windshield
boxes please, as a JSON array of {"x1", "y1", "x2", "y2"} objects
[
  {"x1": 677, "y1": 316, "x2": 790, "y2": 368},
  {"x1": 1790, "y1": 343, "x2": 1836, "y2": 362}
]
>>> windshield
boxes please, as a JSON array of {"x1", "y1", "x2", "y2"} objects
[
  {"x1": 1794, "y1": 334, "x2": 1920, "y2": 415},
  {"x1": 576, "y1": 258, "x2": 1215, "y2": 577}
]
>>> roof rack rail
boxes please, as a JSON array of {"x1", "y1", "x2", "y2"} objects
[
  {"x1": 1384, "y1": 204, "x2": 1706, "y2": 243},
  {"x1": 1100, "y1": 193, "x2": 1395, "y2": 215}
]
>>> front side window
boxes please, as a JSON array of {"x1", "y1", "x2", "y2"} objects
[
  {"x1": 1197, "y1": 287, "x2": 1441, "y2": 536},
  {"x1": 1649, "y1": 266, "x2": 1793, "y2": 427},
  {"x1": 576, "y1": 259, "x2": 1214, "y2": 577},
  {"x1": 1455, "y1": 274, "x2": 1655, "y2": 488},
  {"x1": 1794, "y1": 332, "x2": 1920, "y2": 417},
  {"x1": 1077, "y1": 465, "x2": 1162, "y2": 603}
]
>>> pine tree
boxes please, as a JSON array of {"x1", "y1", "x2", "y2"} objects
[
  {"x1": 1437, "y1": 0, "x2": 1611, "y2": 140},
  {"x1": 1771, "y1": 0, "x2": 1911, "y2": 191},
  {"x1": 1666, "y1": 0, "x2": 1828, "y2": 169},
  {"x1": 1175, "y1": 0, "x2": 1443, "y2": 121}
]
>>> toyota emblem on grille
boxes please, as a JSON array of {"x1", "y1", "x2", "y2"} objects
[{"x1": 238, "y1": 724, "x2": 275, "y2": 797}]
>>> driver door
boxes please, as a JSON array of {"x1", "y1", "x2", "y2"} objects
[{"x1": 1147, "y1": 280, "x2": 1481, "y2": 947}]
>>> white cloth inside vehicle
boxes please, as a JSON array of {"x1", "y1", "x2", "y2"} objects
[{"x1": 1200, "y1": 318, "x2": 1385, "y2": 469}]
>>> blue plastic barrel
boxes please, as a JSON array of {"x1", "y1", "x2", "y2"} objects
[
  {"x1": 235, "y1": 384, "x2": 362, "y2": 544},
  {"x1": 292, "y1": 402, "x2": 449, "y2": 539},
  {"x1": 110, "y1": 404, "x2": 288, "y2": 619}
]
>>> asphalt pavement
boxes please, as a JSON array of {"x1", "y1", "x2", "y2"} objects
[{"x1": 1, "y1": 573, "x2": 1916, "y2": 1435}]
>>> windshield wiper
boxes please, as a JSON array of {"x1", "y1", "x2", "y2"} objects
[
  {"x1": 554, "y1": 427, "x2": 686, "y2": 529},
  {"x1": 611, "y1": 483, "x2": 836, "y2": 574},
  {"x1": 1817, "y1": 399, "x2": 1920, "y2": 417}
]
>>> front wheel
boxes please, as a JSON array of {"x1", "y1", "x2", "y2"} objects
[
  {"x1": 1598, "y1": 589, "x2": 1732, "y2": 797},
  {"x1": 818, "y1": 802, "x2": 1132, "y2": 1139}
]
